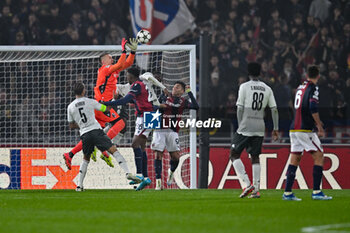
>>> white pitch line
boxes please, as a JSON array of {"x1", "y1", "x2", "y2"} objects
[{"x1": 301, "y1": 223, "x2": 350, "y2": 233}]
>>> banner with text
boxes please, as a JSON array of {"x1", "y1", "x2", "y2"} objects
[{"x1": 0, "y1": 146, "x2": 349, "y2": 189}]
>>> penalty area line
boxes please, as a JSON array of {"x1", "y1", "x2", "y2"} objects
[{"x1": 301, "y1": 223, "x2": 350, "y2": 233}]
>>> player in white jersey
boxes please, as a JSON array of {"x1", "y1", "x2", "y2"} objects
[
  {"x1": 66, "y1": 82, "x2": 141, "y2": 191},
  {"x1": 116, "y1": 71, "x2": 169, "y2": 104},
  {"x1": 230, "y1": 62, "x2": 279, "y2": 198}
]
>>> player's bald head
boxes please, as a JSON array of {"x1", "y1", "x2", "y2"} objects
[
  {"x1": 99, "y1": 53, "x2": 113, "y2": 65},
  {"x1": 99, "y1": 53, "x2": 109, "y2": 62}
]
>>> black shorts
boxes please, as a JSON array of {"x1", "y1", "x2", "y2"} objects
[
  {"x1": 81, "y1": 129, "x2": 113, "y2": 156},
  {"x1": 231, "y1": 133, "x2": 263, "y2": 156}
]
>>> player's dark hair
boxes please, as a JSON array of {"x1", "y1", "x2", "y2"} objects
[
  {"x1": 99, "y1": 53, "x2": 109, "y2": 62},
  {"x1": 175, "y1": 81, "x2": 186, "y2": 91},
  {"x1": 247, "y1": 62, "x2": 261, "y2": 77},
  {"x1": 127, "y1": 67, "x2": 140, "y2": 78},
  {"x1": 74, "y1": 82, "x2": 85, "y2": 95},
  {"x1": 307, "y1": 65, "x2": 320, "y2": 79}
]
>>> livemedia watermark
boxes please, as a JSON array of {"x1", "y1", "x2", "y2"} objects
[{"x1": 143, "y1": 110, "x2": 222, "y2": 129}]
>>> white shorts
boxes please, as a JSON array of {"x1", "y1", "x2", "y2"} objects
[
  {"x1": 289, "y1": 132, "x2": 323, "y2": 153},
  {"x1": 151, "y1": 129, "x2": 180, "y2": 152},
  {"x1": 134, "y1": 117, "x2": 152, "y2": 138}
]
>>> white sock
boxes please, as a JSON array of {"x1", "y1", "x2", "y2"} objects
[
  {"x1": 78, "y1": 159, "x2": 89, "y2": 187},
  {"x1": 232, "y1": 159, "x2": 251, "y2": 187},
  {"x1": 252, "y1": 163, "x2": 260, "y2": 191},
  {"x1": 112, "y1": 150, "x2": 130, "y2": 174}
]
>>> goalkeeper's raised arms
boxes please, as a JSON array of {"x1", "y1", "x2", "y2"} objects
[{"x1": 126, "y1": 38, "x2": 138, "y2": 53}]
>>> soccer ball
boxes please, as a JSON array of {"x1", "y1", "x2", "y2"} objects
[{"x1": 136, "y1": 29, "x2": 151, "y2": 44}]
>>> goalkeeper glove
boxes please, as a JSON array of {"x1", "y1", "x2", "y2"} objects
[
  {"x1": 121, "y1": 38, "x2": 127, "y2": 53},
  {"x1": 185, "y1": 86, "x2": 191, "y2": 93},
  {"x1": 126, "y1": 38, "x2": 138, "y2": 54}
]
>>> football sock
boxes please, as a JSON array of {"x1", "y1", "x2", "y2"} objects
[
  {"x1": 78, "y1": 159, "x2": 89, "y2": 187},
  {"x1": 155, "y1": 159, "x2": 162, "y2": 179},
  {"x1": 285, "y1": 164, "x2": 297, "y2": 192},
  {"x1": 68, "y1": 152, "x2": 74, "y2": 158},
  {"x1": 112, "y1": 150, "x2": 130, "y2": 174},
  {"x1": 170, "y1": 159, "x2": 179, "y2": 172},
  {"x1": 252, "y1": 163, "x2": 261, "y2": 191},
  {"x1": 142, "y1": 151, "x2": 148, "y2": 177},
  {"x1": 313, "y1": 165, "x2": 323, "y2": 191},
  {"x1": 71, "y1": 141, "x2": 82, "y2": 156},
  {"x1": 232, "y1": 159, "x2": 251, "y2": 187},
  {"x1": 107, "y1": 120, "x2": 125, "y2": 140},
  {"x1": 133, "y1": 148, "x2": 143, "y2": 174}
]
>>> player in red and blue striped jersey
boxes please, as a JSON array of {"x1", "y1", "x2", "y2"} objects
[
  {"x1": 151, "y1": 81, "x2": 199, "y2": 190},
  {"x1": 103, "y1": 67, "x2": 166, "y2": 191},
  {"x1": 283, "y1": 65, "x2": 332, "y2": 201}
]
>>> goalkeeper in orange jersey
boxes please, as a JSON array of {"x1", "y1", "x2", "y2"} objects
[{"x1": 63, "y1": 38, "x2": 139, "y2": 170}]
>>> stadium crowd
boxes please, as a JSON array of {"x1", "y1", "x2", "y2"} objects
[{"x1": 0, "y1": 0, "x2": 349, "y2": 141}]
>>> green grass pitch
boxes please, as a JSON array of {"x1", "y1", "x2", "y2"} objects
[{"x1": 0, "y1": 189, "x2": 349, "y2": 233}]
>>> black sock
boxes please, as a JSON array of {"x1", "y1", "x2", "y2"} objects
[
  {"x1": 154, "y1": 159, "x2": 162, "y2": 179},
  {"x1": 170, "y1": 159, "x2": 179, "y2": 172},
  {"x1": 313, "y1": 165, "x2": 323, "y2": 190},
  {"x1": 133, "y1": 148, "x2": 143, "y2": 174},
  {"x1": 142, "y1": 151, "x2": 148, "y2": 177},
  {"x1": 69, "y1": 152, "x2": 74, "y2": 158},
  {"x1": 285, "y1": 164, "x2": 297, "y2": 192}
]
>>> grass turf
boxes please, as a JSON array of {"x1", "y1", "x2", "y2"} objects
[{"x1": 0, "y1": 189, "x2": 349, "y2": 233}]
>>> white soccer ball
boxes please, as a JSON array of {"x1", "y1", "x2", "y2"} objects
[{"x1": 136, "y1": 29, "x2": 151, "y2": 44}]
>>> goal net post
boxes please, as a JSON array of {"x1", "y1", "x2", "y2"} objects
[{"x1": 0, "y1": 45, "x2": 197, "y2": 190}]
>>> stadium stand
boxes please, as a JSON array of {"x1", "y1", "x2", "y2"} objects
[{"x1": 0, "y1": 0, "x2": 349, "y2": 142}]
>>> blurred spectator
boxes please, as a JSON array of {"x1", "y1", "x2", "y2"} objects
[
  {"x1": 0, "y1": 5, "x2": 12, "y2": 43},
  {"x1": 226, "y1": 57, "x2": 246, "y2": 85},
  {"x1": 224, "y1": 91, "x2": 237, "y2": 125},
  {"x1": 267, "y1": 8, "x2": 287, "y2": 34},
  {"x1": 208, "y1": 70, "x2": 225, "y2": 117},
  {"x1": 345, "y1": 79, "x2": 350, "y2": 121},
  {"x1": 274, "y1": 75, "x2": 293, "y2": 137},
  {"x1": 197, "y1": 0, "x2": 216, "y2": 22},
  {"x1": 309, "y1": 0, "x2": 331, "y2": 23}
]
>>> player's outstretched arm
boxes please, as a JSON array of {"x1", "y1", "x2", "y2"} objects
[
  {"x1": 122, "y1": 38, "x2": 137, "y2": 69},
  {"x1": 103, "y1": 94, "x2": 134, "y2": 106},
  {"x1": 185, "y1": 86, "x2": 199, "y2": 110},
  {"x1": 140, "y1": 72, "x2": 167, "y2": 89},
  {"x1": 106, "y1": 38, "x2": 128, "y2": 75}
]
